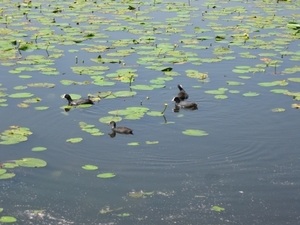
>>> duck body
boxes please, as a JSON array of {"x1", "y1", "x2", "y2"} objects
[
  {"x1": 109, "y1": 121, "x2": 133, "y2": 135},
  {"x1": 172, "y1": 97, "x2": 197, "y2": 109},
  {"x1": 177, "y1": 84, "x2": 189, "y2": 101},
  {"x1": 63, "y1": 94, "x2": 94, "y2": 106}
]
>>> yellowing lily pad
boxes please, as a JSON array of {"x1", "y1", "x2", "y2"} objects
[
  {"x1": 97, "y1": 172, "x2": 116, "y2": 178},
  {"x1": 271, "y1": 108, "x2": 285, "y2": 113},
  {"x1": 182, "y1": 129, "x2": 208, "y2": 136}
]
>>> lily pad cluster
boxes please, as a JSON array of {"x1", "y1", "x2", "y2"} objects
[{"x1": 0, "y1": 126, "x2": 33, "y2": 145}]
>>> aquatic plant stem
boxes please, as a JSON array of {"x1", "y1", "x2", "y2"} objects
[{"x1": 161, "y1": 103, "x2": 168, "y2": 114}]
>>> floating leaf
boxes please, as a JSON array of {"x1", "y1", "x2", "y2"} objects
[
  {"x1": 113, "y1": 91, "x2": 137, "y2": 97},
  {"x1": 129, "y1": 191, "x2": 144, "y2": 198},
  {"x1": 82, "y1": 165, "x2": 98, "y2": 170},
  {"x1": 16, "y1": 158, "x2": 47, "y2": 168},
  {"x1": 117, "y1": 213, "x2": 130, "y2": 217},
  {"x1": 34, "y1": 106, "x2": 49, "y2": 111},
  {"x1": 0, "y1": 169, "x2": 6, "y2": 175},
  {"x1": 8, "y1": 92, "x2": 34, "y2": 98},
  {"x1": 99, "y1": 116, "x2": 122, "y2": 124},
  {"x1": 146, "y1": 141, "x2": 159, "y2": 145},
  {"x1": 182, "y1": 129, "x2": 208, "y2": 136},
  {"x1": 127, "y1": 142, "x2": 139, "y2": 146},
  {"x1": 130, "y1": 85, "x2": 154, "y2": 90},
  {"x1": 211, "y1": 206, "x2": 225, "y2": 212},
  {"x1": 66, "y1": 137, "x2": 83, "y2": 143},
  {"x1": 97, "y1": 173, "x2": 116, "y2": 178},
  {"x1": 270, "y1": 89, "x2": 288, "y2": 94},
  {"x1": 271, "y1": 108, "x2": 285, "y2": 113},
  {"x1": 0, "y1": 216, "x2": 17, "y2": 223},
  {"x1": 214, "y1": 95, "x2": 228, "y2": 99},
  {"x1": 31, "y1": 146, "x2": 47, "y2": 152},
  {"x1": 227, "y1": 81, "x2": 244, "y2": 86},
  {"x1": 0, "y1": 173, "x2": 16, "y2": 180},
  {"x1": 243, "y1": 92, "x2": 259, "y2": 97},
  {"x1": 2, "y1": 163, "x2": 18, "y2": 169},
  {"x1": 288, "y1": 78, "x2": 300, "y2": 83}
]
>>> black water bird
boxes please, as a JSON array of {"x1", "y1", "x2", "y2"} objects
[
  {"x1": 172, "y1": 97, "x2": 197, "y2": 109},
  {"x1": 177, "y1": 84, "x2": 189, "y2": 101},
  {"x1": 63, "y1": 94, "x2": 94, "y2": 106},
  {"x1": 109, "y1": 121, "x2": 133, "y2": 134}
]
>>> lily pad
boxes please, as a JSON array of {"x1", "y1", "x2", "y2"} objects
[
  {"x1": 8, "y1": 92, "x2": 34, "y2": 98},
  {"x1": 0, "y1": 173, "x2": 16, "y2": 180},
  {"x1": 127, "y1": 142, "x2": 140, "y2": 146},
  {"x1": 99, "y1": 116, "x2": 122, "y2": 124},
  {"x1": 31, "y1": 146, "x2": 47, "y2": 151},
  {"x1": 146, "y1": 141, "x2": 159, "y2": 144},
  {"x1": 66, "y1": 137, "x2": 83, "y2": 143},
  {"x1": 82, "y1": 165, "x2": 98, "y2": 170},
  {"x1": 97, "y1": 172, "x2": 116, "y2": 178},
  {"x1": 271, "y1": 108, "x2": 285, "y2": 113},
  {"x1": 16, "y1": 158, "x2": 47, "y2": 168},
  {"x1": 182, "y1": 129, "x2": 209, "y2": 136},
  {"x1": 243, "y1": 92, "x2": 259, "y2": 97},
  {"x1": 211, "y1": 206, "x2": 225, "y2": 212},
  {"x1": 0, "y1": 216, "x2": 17, "y2": 223},
  {"x1": 34, "y1": 106, "x2": 49, "y2": 111}
]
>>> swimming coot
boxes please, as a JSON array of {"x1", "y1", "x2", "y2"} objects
[
  {"x1": 177, "y1": 84, "x2": 189, "y2": 101},
  {"x1": 109, "y1": 121, "x2": 133, "y2": 134},
  {"x1": 172, "y1": 97, "x2": 197, "y2": 109},
  {"x1": 63, "y1": 94, "x2": 94, "y2": 106}
]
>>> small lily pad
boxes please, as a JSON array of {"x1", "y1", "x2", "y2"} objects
[
  {"x1": 182, "y1": 129, "x2": 209, "y2": 136},
  {"x1": 34, "y1": 106, "x2": 49, "y2": 111},
  {"x1": 99, "y1": 116, "x2": 122, "y2": 124},
  {"x1": 271, "y1": 108, "x2": 285, "y2": 113},
  {"x1": 211, "y1": 206, "x2": 225, "y2": 212},
  {"x1": 82, "y1": 165, "x2": 98, "y2": 170},
  {"x1": 214, "y1": 95, "x2": 228, "y2": 99},
  {"x1": 127, "y1": 142, "x2": 140, "y2": 146},
  {"x1": 117, "y1": 213, "x2": 130, "y2": 217},
  {"x1": 0, "y1": 216, "x2": 17, "y2": 223},
  {"x1": 66, "y1": 137, "x2": 83, "y2": 143},
  {"x1": 243, "y1": 92, "x2": 259, "y2": 97},
  {"x1": 129, "y1": 191, "x2": 144, "y2": 198},
  {"x1": 97, "y1": 172, "x2": 116, "y2": 178},
  {"x1": 31, "y1": 146, "x2": 47, "y2": 151},
  {"x1": 146, "y1": 141, "x2": 159, "y2": 145},
  {"x1": 8, "y1": 92, "x2": 34, "y2": 98},
  {"x1": 0, "y1": 173, "x2": 16, "y2": 180}
]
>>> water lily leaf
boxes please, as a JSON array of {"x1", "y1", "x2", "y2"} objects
[
  {"x1": 129, "y1": 191, "x2": 144, "y2": 198},
  {"x1": 0, "y1": 126, "x2": 32, "y2": 145},
  {"x1": 31, "y1": 146, "x2": 47, "y2": 151},
  {"x1": 271, "y1": 108, "x2": 285, "y2": 113},
  {"x1": 0, "y1": 169, "x2": 6, "y2": 175},
  {"x1": 211, "y1": 206, "x2": 225, "y2": 212},
  {"x1": 8, "y1": 92, "x2": 34, "y2": 98},
  {"x1": 243, "y1": 92, "x2": 259, "y2": 97},
  {"x1": 0, "y1": 216, "x2": 17, "y2": 223},
  {"x1": 0, "y1": 173, "x2": 16, "y2": 180},
  {"x1": 99, "y1": 116, "x2": 122, "y2": 124},
  {"x1": 117, "y1": 213, "x2": 130, "y2": 217},
  {"x1": 34, "y1": 106, "x2": 49, "y2": 111},
  {"x1": 66, "y1": 137, "x2": 83, "y2": 143},
  {"x1": 205, "y1": 90, "x2": 225, "y2": 95},
  {"x1": 97, "y1": 172, "x2": 116, "y2": 178},
  {"x1": 146, "y1": 141, "x2": 159, "y2": 144},
  {"x1": 288, "y1": 78, "x2": 300, "y2": 83},
  {"x1": 16, "y1": 158, "x2": 47, "y2": 168},
  {"x1": 0, "y1": 208, "x2": 3, "y2": 213},
  {"x1": 270, "y1": 89, "x2": 288, "y2": 94},
  {"x1": 214, "y1": 95, "x2": 228, "y2": 99},
  {"x1": 182, "y1": 129, "x2": 208, "y2": 136},
  {"x1": 127, "y1": 142, "x2": 140, "y2": 146},
  {"x1": 27, "y1": 83, "x2": 55, "y2": 88},
  {"x1": 147, "y1": 111, "x2": 164, "y2": 116},
  {"x1": 130, "y1": 85, "x2": 154, "y2": 90},
  {"x1": 113, "y1": 91, "x2": 137, "y2": 97},
  {"x1": 2, "y1": 163, "x2": 18, "y2": 169},
  {"x1": 82, "y1": 165, "x2": 98, "y2": 170}
]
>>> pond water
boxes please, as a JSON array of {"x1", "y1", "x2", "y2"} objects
[{"x1": 1, "y1": 0, "x2": 300, "y2": 224}]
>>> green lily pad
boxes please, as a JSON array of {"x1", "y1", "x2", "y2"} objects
[
  {"x1": 99, "y1": 116, "x2": 122, "y2": 124},
  {"x1": 211, "y1": 206, "x2": 225, "y2": 212},
  {"x1": 8, "y1": 92, "x2": 34, "y2": 98},
  {"x1": 16, "y1": 158, "x2": 47, "y2": 168},
  {"x1": 214, "y1": 95, "x2": 228, "y2": 99},
  {"x1": 34, "y1": 106, "x2": 49, "y2": 111},
  {"x1": 205, "y1": 90, "x2": 225, "y2": 95},
  {"x1": 270, "y1": 89, "x2": 288, "y2": 94},
  {"x1": 227, "y1": 81, "x2": 244, "y2": 86},
  {"x1": 31, "y1": 146, "x2": 47, "y2": 151},
  {"x1": 0, "y1": 169, "x2": 7, "y2": 175},
  {"x1": 82, "y1": 165, "x2": 98, "y2": 170},
  {"x1": 0, "y1": 126, "x2": 33, "y2": 145},
  {"x1": 66, "y1": 137, "x2": 83, "y2": 143},
  {"x1": 0, "y1": 173, "x2": 16, "y2": 180},
  {"x1": 129, "y1": 191, "x2": 144, "y2": 198},
  {"x1": 130, "y1": 85, "x2": 154, "y2": 90},
  {"x1": 288, "y1": 78, "x2": 300, "y2": 83},
  {"x1": 182, "y1": 129, "x2": 209, "y2": 136},
  {"x1": 2, "y1": 163, "x2": 18, "y2": 169},
  {"x1": 0, "y1": 208, "x2": 3, "y2": 213},
  {"x1": 271, "y1": 108, "x2": 285, "y2": 113},
  {"x1": 117, "y1": 213, "x2": 130, "y2": 217},
  {"x1": 243, "y1": 92, "x2": 259, "y2": 97},
  {"x1": 127, "y1": 142, "x2": 140, "y2": 146},
  {"x1": 0, "y1": 216, "x2": 17, "y2": 223},
  {"x1": 146, "y1": 141, "x2": 159, "y2": 144},
  {"x1": 113, "y1": 91, "x2": 137, "y2": 97},
  {"x1": 97, "y1": 172, "x2": 116, "y2": 178}
]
